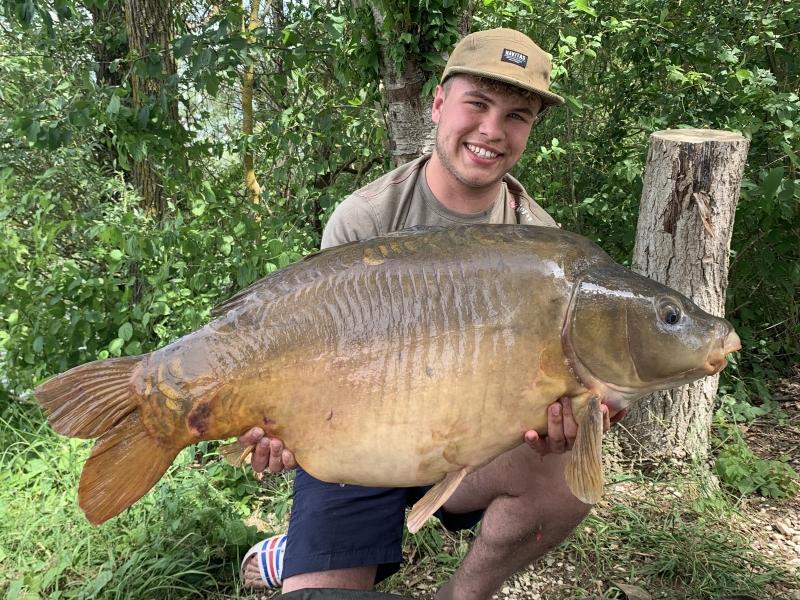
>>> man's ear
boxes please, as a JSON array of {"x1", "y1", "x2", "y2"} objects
[{"x1": 431, "y1": 85, "x2": 445, "y2": 123}]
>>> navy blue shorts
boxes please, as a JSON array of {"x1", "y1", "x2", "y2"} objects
[{"x1": 282, "y1": 467, "x2": 484, "y2": 584}]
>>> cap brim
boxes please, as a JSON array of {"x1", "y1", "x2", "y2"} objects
[{"x1": 443, "y1": 67, "x2": 565, "y2": 108}]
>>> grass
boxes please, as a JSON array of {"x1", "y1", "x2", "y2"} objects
[
  {"x1": 564, "y1": 476, "x2": 793, "y2": 599},
  {"x1": 1, "y1": 402, "x2": 796, "y2": 600},
  {"x1": 0, "y1": 403, "x2": 279, "y2": 599},
  {"x1": 373, "y1": 472, "x2": 797, "y2": 600}
]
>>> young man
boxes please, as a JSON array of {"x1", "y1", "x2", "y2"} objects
[{"x1": 240, "y1": 28, "x2": 625, "y2": 599}]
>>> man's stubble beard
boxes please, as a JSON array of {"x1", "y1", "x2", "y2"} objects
[{"x1": 434, "y1": 127, "x2": 507, "y2": 191}]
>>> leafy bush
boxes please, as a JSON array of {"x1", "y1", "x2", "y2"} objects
[
  {"x1": 712, "y1": 394, "x2": 798, "y2": 499},
  {"x1": 715, "y1": 443, "x2": 798, "y2": 499}
]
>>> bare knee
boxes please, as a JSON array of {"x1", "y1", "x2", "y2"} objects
[{"x1": 483, "y1": 485, "x2": 589, "y2": 546}]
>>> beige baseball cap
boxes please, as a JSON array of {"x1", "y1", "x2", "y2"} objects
[{"x1": 442, "y1": 28, "x2": 564, "y2": 111}]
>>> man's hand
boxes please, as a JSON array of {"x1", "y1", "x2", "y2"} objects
[
  {"x1": 523, "y1": 397, "x2": 628, "y2": 456},
  {"x1": 238, "y1": 427, "x2": 298, "y2": 473}
]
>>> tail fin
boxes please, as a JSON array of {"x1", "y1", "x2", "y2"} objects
[
  {"x1": 35, "y1": 356, "x2": 142, "y2": 438},
  {"x1": 79, "y1": 411, "x2": 181, "y2": 524},
  {"x1": 35, "y1": 357, "x2": 181, "y2": 524}
]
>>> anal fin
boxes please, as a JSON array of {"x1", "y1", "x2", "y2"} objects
[
  {"x1": 219, "y1": 442, "x2": 255, "y2": 468},
  {"x1": 564, "y1": 396, "x2": 604, "y2": 504},
  {"x1": 407, "y1": 467, "x2": 469, "y2": 534}
]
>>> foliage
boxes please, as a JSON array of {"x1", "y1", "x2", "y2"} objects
[
  {"x1": 0, "y1": 0, "x2": 798, "y2": 594},
  {"x1": 567, "y1": 476, "x2": 795, "y2": 599},
  {"x1": 712, "y1": 394, "x2": 798, "y2": 499},
  {"x1": 0, "y1": 155, "x2": 310, "y2": 403},
  {"x1": 715, "y1": 441, "x2": 798, "y2": 499},
  {"x1": 0, "y1": 404, "x2": 279, "y2": 599},
  {"x1": 0, "y1": 0, "x2": 796, "y2": 401}
]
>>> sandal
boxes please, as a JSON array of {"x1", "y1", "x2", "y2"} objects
[{"x1": 241, "y1": 533, "x2": 287, "y2": 588}]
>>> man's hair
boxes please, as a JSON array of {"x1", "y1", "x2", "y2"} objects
[{"x1": 441, "y1": 74, "x2": 543, "y2": 106}]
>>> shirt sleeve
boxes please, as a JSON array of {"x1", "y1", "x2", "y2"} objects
[{"x1": 321, "y1": 193, "x2": 384, "y2": 249}]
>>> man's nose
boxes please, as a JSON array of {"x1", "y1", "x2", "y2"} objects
[{"x1": 477, "y1": 110, "x2": 505, "y2": 140}]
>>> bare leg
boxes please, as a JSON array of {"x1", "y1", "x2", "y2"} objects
[
  {"x1": 436, "y1": 445, "x2": 591, "y2": 600},
  {"x1": 241, "y1": 560, "x2": 377, "y2": 592},
  {"x1": 282, "y1": 566, "x2": 378, "y2": 594}
]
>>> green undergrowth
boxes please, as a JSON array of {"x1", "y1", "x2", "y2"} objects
[
  {"x1": 713, "y1": 392, "x2": 799, "y2": 499},
  {"x1": 564, "y1": 474, "x2": 797, "y2": 600},
  {"x1": 375, "y1": 472, "x2": 798, "y2": 600},
  {"x1": 0, "y1": 405, "x2": 275, "y2": 600},
  {"x1": 2, "y1": 402, "x2": 796, "y2": 600}
]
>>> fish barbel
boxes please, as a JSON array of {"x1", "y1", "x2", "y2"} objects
[{"x1": 35, "y1": 225, "x2": 740, "y2": 531}]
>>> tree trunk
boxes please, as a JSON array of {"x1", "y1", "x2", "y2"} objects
[
  {"x1": 89, "y1": 0, "x2": 128, "y2": 180},
  {"x1": 125, "y1": 0, "x2": 177, "y2": 219},
  {"x1": 242, "y1": 0, "x2": 262, "y2": 206},
  {"x1": 369, "y1": 4, "x2": 472, "y2": 168},
  {"x1": 89, "y1": 0, "x2": 126, "y2": 89},
  {"x1": 616, "y1": 129, "x2": 749, "y2": 470}
]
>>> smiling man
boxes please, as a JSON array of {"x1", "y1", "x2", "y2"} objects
[{"x1": 239, "y1": 28, "x2": 625, "y2": 600}]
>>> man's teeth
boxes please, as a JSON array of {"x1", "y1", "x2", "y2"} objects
[{"x1": 467, "y1": 144, "x2": 498, "y2": 159}]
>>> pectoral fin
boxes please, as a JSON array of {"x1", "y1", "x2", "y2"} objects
[
  {"x1": 219, "y1": 442, "x2": 255, "y2": 468},
  {"x1": 564, "y1": 396, "x2": 604, "y2": 504},
  {"x1": 407, "y1": 467, "x2": 469, "y2": 534}
]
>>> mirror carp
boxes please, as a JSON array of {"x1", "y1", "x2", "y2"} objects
[{"x1": 35, "y1": 225, "x2": 741, "y2": 531}]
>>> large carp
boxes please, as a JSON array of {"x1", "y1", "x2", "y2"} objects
[{"x1": 36, "y1": 225, "x2": 740, "y2": 531}]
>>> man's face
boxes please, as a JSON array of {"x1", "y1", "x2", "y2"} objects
[{"x1": 431, "y1": 75, "x2": 541, "y2": 191}]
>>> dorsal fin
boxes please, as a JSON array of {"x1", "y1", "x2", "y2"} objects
[{"x1": 209, "y1": 227, "x2": 449, "y2": 317}]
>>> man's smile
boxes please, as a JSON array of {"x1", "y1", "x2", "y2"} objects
[{"x1": 465, "y1": 143, "x2": 501, "y2": 160}]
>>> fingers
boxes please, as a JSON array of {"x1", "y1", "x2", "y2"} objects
[
  {"x1": 268, "y1": 439, "x2": 287, "y2": 473},
  {"x1": 238, "y1": 427, "x2": 264, "y2": 448},
  {"x1": 547, "y1": 396, "x2": 579, "y2": 454},
  {"x1": 282, "y1": 448, "x2": 298, "y2": 470},
  {"x1": 560, "y1": 397, "x2": 578, "y2": 446},
  {"x1": 251, "y1": 437, "x2": 271, "y2": 473},
  {"x1": 529, "y1": 399, "x2": 627, "y2": 457},
  {"x1": 528, "y1": 397, "x2": 580, "y2": 456},
  {"x1": 610, "y1": 407, "x2": 628, "y2": 423},
  {"x1": 236, "y1": 427, "x2": 297, "y2": 473},
  {"x1": 524, "y1": 430, "x2": 550, "y2": 456},
  {"x1": 545, "y1": 400, "x2": 566, "y2": 453}
]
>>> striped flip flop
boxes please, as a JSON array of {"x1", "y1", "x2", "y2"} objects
[{"x1": 241, "y1": 533, "x2": 287, "y2": 588}]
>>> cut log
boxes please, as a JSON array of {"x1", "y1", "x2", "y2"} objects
[{"x1": 617, "y1": 129, "x2": 749, "y2": 469}]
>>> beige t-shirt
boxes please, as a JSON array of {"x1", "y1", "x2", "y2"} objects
[{"x1": 321, "y1": 154, "x2": 557, "y2": 249}]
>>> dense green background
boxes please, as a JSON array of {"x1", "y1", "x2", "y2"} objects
[{"x1": 0, "y1": 0, "x2": 797, "y2": 597}]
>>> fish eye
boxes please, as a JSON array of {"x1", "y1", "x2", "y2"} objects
[{"x1": 659, "y1": 301, "x2": 681, "y2": 325}]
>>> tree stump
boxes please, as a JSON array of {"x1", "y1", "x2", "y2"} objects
[{"x1": 616, "y1": 129, "x2": 749, "y2": 470}]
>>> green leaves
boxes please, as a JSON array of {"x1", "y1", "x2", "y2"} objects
[
  {"x1": 15, "y1": 0, "x2": 35, "y2": 27},
  {"x1": 572, "y1": 0, "x2": 596, "y2": 17},
  {"x1": 761, "y1": 167, "x2": 784, "y2": 203},
  {"x1": 106, "y1": 94, "x2": 121, "y2": 115},
  {"x1": 715, "y1": 442, "x2": 798, "y2": 499},
  {"x1": 119, "y1": 322, "x2": 134, "y2": 341}
]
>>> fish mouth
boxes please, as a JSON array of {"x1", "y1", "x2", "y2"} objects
[{"x1": 706, "y1": 328, "x2": 742, "y2": 374}]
